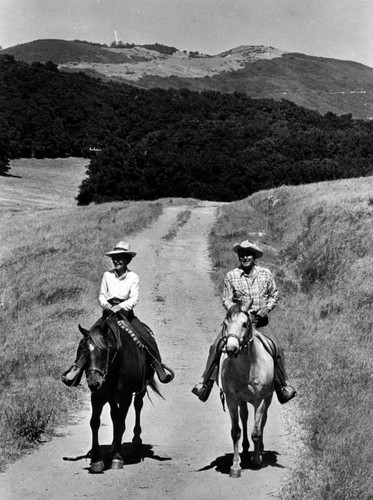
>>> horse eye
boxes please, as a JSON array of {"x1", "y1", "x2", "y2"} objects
[{"x1": 242, "y1": 322, "x2": 247, "y2": 328}]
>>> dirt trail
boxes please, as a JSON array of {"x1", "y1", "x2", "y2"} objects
[{"x1": 0, "y1": 202, "x2": 294, "y2": 500}]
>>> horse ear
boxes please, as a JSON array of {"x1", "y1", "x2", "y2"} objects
[
  {"x1": 78, "y1": 324, "x2": 89, "y2": 337},
  {"x1": 240, "y1": 299, "x2": 253, "y2": 313}
]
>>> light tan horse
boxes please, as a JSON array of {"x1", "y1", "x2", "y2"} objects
[{"x1": 219, "y1": 300, "x2": 275, "y2": 478}]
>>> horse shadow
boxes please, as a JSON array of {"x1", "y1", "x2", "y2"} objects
[
  {"x1": 198, "y1": 450, "x2": 284, "y2": 475},
  {"x1": 63, "y1": 442, "x2": 171, "y2": 473},
  {"x1": 1, "y1": 173, "x2": 22, "y2": 178}
]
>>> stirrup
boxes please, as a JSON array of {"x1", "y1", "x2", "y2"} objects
[
  {"x1": 152, "y1": 361, "x2": 175, "y2": 384},
  {"x1": 191, "y1": 381, "x2": 213, "y2": 402},
  {"x1": 276, "y1": 385, "x2": 297, "y2": 404},
  {"x1": 61, "y1": 365, "x2": 83, "y2": 387}
]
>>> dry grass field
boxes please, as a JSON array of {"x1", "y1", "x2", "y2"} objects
[{"x1": 0, "y1": 157, "x2": 88, "y2": 211}]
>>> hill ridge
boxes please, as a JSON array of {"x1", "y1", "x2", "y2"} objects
[{"x1": 2, "y1": 39, "x2": 373, "y2": 119}]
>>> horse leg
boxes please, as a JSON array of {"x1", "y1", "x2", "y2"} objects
[
  {"x1": 227, "y1": 400, "x2": 242, "y2": 478},
  {"x1": 132, "y1": 390, "x2": 145, "y2": 446},
  {"x1": 90, "y1": 394, "x2": 105, "y2": 473},
  {"x1": 110, "y1": 395, "x2": 132, "y2": 469},
  {"x1": 251, "y1": 394, "x2": 273, "y2": 468},
  {"x1": 239, "y1": 402, "x2": 250, "y2": 457}
]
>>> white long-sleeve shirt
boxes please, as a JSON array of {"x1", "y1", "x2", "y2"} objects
[{"x1": 98, "y1": 269, "x2": 139, "y2": 312}]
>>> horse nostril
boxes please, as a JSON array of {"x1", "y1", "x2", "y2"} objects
[{"x1": 88, "y1": 375, "x2": 102, "y2": 392}]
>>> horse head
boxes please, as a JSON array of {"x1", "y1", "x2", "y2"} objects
[
  {"x1": 224, "y1": 299, "x2": 253, "y2": 357},
  {"x1": 79, "y1": 321, "x2": 118, "y2": 392}
]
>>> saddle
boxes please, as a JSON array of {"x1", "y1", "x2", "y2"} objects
[
  {"x1": 105, "y1": 310, "x2": 174, "y2": 383},
  {"x1": 105, "y1": 313, "x2": 143, "y2": 350}
]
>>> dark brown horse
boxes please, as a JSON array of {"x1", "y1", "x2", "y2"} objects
[{"x1": 78, "y1": 314, "x2": 162, "y2": 473}]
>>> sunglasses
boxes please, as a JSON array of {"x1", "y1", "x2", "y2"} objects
[
  {"x1": 111, "y1": 255, "x2": 128, "y2": 262},
  {"x1": 238, "y1": 252, "x2": 255, "y2": 258}
]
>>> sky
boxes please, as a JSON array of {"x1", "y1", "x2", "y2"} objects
[{"x1": 1, "y1": 0, "x2": 373, "y2": 67}]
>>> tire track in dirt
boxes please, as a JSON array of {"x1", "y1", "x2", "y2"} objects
[{"x1": 0, "y1": 201, "x2": 294, "y2": 500}]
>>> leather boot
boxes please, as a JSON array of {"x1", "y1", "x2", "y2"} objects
[
  {"x1": 61, "y1": 365, "x2": 84, "y2": 387},
  {"x1": 273, "y1": 351, "x2": 297, "y2": 404},
  {"x1": 62, "y1": 342, "x2": 86, "y2": 387},
  {"x1": 275, "y1": 383, "x2": 297, "y2": 404},
  {"x1": 152, "y1": 361, "x2": 174, "y2": 384},
  {"x1": 192, "y1": 380, "x2": 214, "y2": 402},
  {"x1": 192, "y1": 338, "x2": 223, "y2": 402}
]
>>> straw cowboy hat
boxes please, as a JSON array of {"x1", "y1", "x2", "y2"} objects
[
  {"x1": 105, "y1": 241, "x2": 137, "y2": 257},
  {"x1": 232, "y1": 240, "x2": 263, "y2": 259}
]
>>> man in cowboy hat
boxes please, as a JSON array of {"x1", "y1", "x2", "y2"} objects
[
  {"x1": 62, "y1": 241, "x2": 174, "y2": 386},
  {"x1": 192, "y1": 239, "x2": 297, "y2": 404}
]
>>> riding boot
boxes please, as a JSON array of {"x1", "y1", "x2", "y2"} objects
[
  {"x1": 273, "y1": 350, "x2": 297, "y2": 404},
  {"x1": 61, "y1": 339, "x2": 86, "y2": 387},
  {"x1": 192, "y1": 378, "x2": 215, "y2": 402},
  {"x1": 192, "y1": 334, "x2": 225, "y2": 402},
  {"x1": 151, "y1": 360, "x2": 175, "y2": 384},
  {"x1": 127, "y1": 316, "x2": 174, "y2": 384},
  {"x1": 61, "y1": 361, "x2": 85, "y2": 387}
]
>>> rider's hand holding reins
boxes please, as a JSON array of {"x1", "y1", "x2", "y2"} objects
[{"x1": 256, "y1": 306, "x2": 270, "y2": 318}]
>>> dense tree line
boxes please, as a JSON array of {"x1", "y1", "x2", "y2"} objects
[{"x1": 1, "y1": 54, "x2": 372, "y2": 200}]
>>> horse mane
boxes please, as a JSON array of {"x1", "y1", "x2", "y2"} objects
[
  {"x1": 89, "y1": 319, "x2": 121, "y2": 352},
  {"x1": 89, "y1": 326, "x2": 108, "y2": 350}
]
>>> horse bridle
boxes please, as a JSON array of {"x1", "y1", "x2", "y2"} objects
[
  {"x1": 86, "y1": 337, "x2": 118, "y2": 382},
  {"x1": 222, "y1": 311, "x2": 253, "y2": 353}
]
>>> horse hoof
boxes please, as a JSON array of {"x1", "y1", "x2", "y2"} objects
[
  {"x1": 91, "y1": 460, "x2": 105, "y2": 473},
  {"x1": 132, "y1": 437, "x2": 142, "y2": 446},
  {"x1": 252, "y1": 454, "x2": 263, "y2": 468},
  {"x1": 229, "y1": 467, "x2": 241, "y2": 478},
  {"x1": 111, "y1": 458, "x2": 124, "y2": 469}
]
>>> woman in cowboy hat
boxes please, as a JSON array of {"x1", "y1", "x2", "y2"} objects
[
  {"x1": 61, "y1": 241, "x2": 174, "y2": 386},
  {"x1": 192, "y1": 239, "x2": 296, "y2": 404}
]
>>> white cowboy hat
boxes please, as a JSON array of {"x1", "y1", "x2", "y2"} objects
[
  {"x1": 105, "y1": 241, "x2": 137, "y2": 257},
  {"x1": 232, "y1": 240, "x2": 263, "y2": 259}
]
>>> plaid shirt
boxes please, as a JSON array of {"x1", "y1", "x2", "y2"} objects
[{"x1": 222, "y1": 264, "x2": 279, "y2": 312}]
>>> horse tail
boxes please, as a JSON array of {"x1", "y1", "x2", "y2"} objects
[{"x1": 147, "y1": 377, "x2": 165, "y2": 401}]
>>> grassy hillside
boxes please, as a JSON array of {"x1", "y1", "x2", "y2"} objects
[
  {"x1": 0, "y1": 157, "x2": 88, "y2": 210},
  {"x1": 209, "y1": 176, "x2": 373, "y2": 500},
  {"x1": 133, "y1": 53, "x2": 373, "y2": 119},
  {"x1": 0, "y1": 39, "x2": 134, "y2": 64}
]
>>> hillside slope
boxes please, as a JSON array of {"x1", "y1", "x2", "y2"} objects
[{"x1": 2, "y1": 39, "x2": 373, "y2": 119}]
